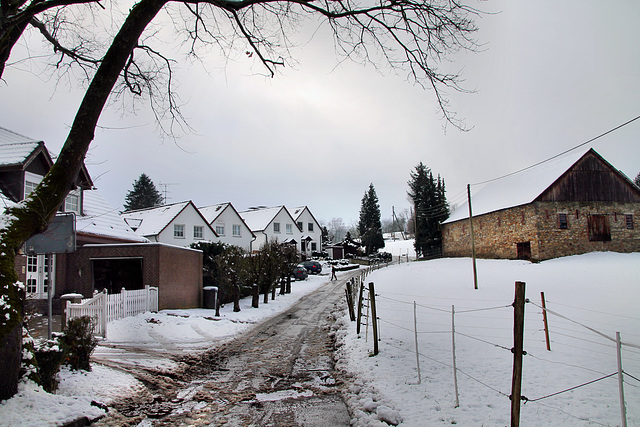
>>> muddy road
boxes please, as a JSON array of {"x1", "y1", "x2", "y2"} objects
[{"x1": 94, "y1": 273, "x2": 359, "y2": 426}]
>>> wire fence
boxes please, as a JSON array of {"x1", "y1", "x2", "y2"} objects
[{"x1": 346, "y1": 280, "x2": 640, "y2": 426}]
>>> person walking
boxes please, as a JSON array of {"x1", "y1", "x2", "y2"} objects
[{"x1": 331, "y1": 265, "x2": 337, "y2": 281}]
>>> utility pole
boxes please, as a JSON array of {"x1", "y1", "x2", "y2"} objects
[
  {"x1": 392, "y1": 206, "x2": 406, "y2": 240},
  {"x1": 467, "y1": 184, "x2": 478, "y2": 290}
]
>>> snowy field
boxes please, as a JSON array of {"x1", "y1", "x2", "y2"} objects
[
  {"x1": 335, "y1": 251, "x2": 640, "y2": 426},
  {"x1": 1, "y1": 250, "x2": 639, "y2": 426}
]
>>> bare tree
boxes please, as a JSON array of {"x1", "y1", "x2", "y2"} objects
[{"x1": 0, "y1": 0, "x2": 478, "y2": 399}]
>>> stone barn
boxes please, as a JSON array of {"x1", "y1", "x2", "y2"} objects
[{"x1": 442, "y1": 149, "x2": 640, "y2": 261}]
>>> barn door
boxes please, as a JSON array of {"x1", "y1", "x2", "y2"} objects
[
  {"x1": 587, "y1": 215, "x2": 611, "y2": 241},
  {"x1": 516, "y1": 242, "x2": 531, "y2": 260}
]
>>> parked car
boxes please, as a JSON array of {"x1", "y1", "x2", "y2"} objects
[
  {"x1": 291, "y1": 265, "x2": 308, "y2": 280},
  {"x1": 302, "y1": 260, "x2": 322, "y2": 274}
]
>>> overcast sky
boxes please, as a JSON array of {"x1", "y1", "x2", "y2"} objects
[{"x1": 1, "y1": 0, "x2": 639, "y2": 226}]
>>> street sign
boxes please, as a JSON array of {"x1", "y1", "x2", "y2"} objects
[{"x1": 24, "y1": 213, "x2": 76, "y2": 254}]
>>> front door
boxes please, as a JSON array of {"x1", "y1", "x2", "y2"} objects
[
  {"x1": 26, "y1": 254, "x2": 55, "y2": 299},
  {"x1": 516, "y1": 242, "x2": 531, "y2": 260}
]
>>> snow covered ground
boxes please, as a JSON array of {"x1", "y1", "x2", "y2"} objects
[
  {"x1": 1, "y1": 249, "x2": 638, "y2": 426},
  {"x1": 334, "y1": 249, "x2": 640, "y2": 426},
  {"x1": 0, "y1": 269, "x2": 334, "y2": 426}
]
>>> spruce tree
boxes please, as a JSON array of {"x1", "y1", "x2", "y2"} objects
[
  {"x1": 358, "y1": 183, "x2": 385, "y2": 255},
  {"x1": 123, "y1": 173, "x2": 163, "y2": 212},
  {"x1": 407, "y1": 163, "x2": 449, "y2": 258}
]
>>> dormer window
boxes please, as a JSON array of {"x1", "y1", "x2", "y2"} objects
[
  {"x1": 24, "y1": 172, "x2": 42, "y2": 199},
  {"x1": 64, "y1": 190, "x2": 80, "y2": 214}
]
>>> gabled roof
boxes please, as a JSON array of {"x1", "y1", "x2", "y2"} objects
[
  {"x1": 0, "y1": 126, "x2": 93, "y2": 188},
  {"x1": 444, "y1": 148, "x2": 638, "y2": 224},
  {"x1": 199, "y1": 202, "x2": 229, "y2": 223},
  {"x1": 239, "y1": 206, "x2": 293, "y2": 232},
  {"x1": 121, "y1": 201, "x2": 218, "y2": 237},
  {"x1": 0, "y1": 127, "x2": 51, "y2": 169},
  {"x1": 289, "y1": 206, "x2": 321, "y2": 227},
  {"x1": 121, "y1": 201, "x2": 190, "y2": 236},
  {"x1": 199, "y1": 202, "x2": 255, "y2": 238},
  {"x1": 76, "y1": 190, "x2": 148, "y2": 243}
]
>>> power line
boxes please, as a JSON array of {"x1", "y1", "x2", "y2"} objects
[{"x1": 471, "y1": 114, "x2": 640, "y2": 187}]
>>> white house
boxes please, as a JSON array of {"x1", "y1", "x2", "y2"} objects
[
  {"x1": 199, "y1": 202, "x2": 255, "y2": 252},
  {"x1": 239, "y1": 206, "x2": 302, "y2": 253},
  {"x1": 122, "y1": 200, "x2": 218, "y2": 247},
  {"x1": 289, "y1": 206, "x2": 323, "y2": 257}
]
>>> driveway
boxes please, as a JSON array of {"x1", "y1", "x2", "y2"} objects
[{"x1": 92, "y1": 272, "x2": 359, "y2": 426}]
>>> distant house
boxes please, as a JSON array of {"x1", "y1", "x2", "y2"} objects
[
  {"x1": 0, "y1": 127, "x2": 203, "y2": 311},
  {"x1": 199, "y1": 202, "x2": 255, "y2": 252},
  {"x1": 289, "y1": 206, "x2": 322, "y2": 257},
  {"x1": 442, "y1": 149, "x2": 640, "y2": 261},
  {"x1": 122, "y1": 200, "x2": 218, "y2": 247},
  {"x1": 239, "y1": 206, "x2": 302, "y2": 253}
]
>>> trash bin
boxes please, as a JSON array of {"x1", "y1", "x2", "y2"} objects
[{"x1": 203, "y1": 286, "x2": 218, "y2": 309}]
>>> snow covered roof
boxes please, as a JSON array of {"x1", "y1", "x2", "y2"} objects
[
  {"x1": 289, "y1": 206, "x2": 306, "y2": 220},
  {"x1": 199, "y1": 203, "x2": 229, "y2": 224},
  {"x1": 76, "y1": 191, "x2": 148, "y2": 243},
  {"x1": 444, "y1": 149, "x2": 595, "y2": 224},
  {"x1": 239, "y1": 206, "x2": 287, "y2": 232},
  {"x1": 0, "y1": 127, "x2": 47, "y2": 167},
  {"x1": 289, "y1": 205, "x2": 321, "y2": 227},
  {"x1": 121, "y1": 201, "x2": 191, "y2": 237}
]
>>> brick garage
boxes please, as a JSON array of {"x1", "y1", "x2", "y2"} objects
[
  {"x1": 56, "y1": 243, "x2": 202, "y2": 310},
  {"x1": 442, "y1": 149, "x2": 640, "y2": 261}
]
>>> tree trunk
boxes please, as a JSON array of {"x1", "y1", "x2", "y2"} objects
[
  {"x1": 233, "y1": 285, "x2": 241, "y2": 312},
  {"x1": 252, "y1": 285, "x2": 259, "y2": 308},
  {"x1": 0, "y1": 0, "x2": 167, "y2": 399}
]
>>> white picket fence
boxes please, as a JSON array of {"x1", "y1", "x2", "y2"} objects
[{"x1": 65, "y1": 286, "x2": 158, "y2": 338}]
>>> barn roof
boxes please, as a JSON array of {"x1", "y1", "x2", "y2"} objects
[{"x1": 444, "y1": 148, "x2": 636, "y2": 224}]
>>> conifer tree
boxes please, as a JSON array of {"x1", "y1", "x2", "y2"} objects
[
  {"x1": 123, "y1": 173, "x2": 163, "y2": 212},
  {"x1": 358, "y1": 183, "x2": 385, "y2": 255},
  {"x1": 407, "y1": 163, "x2": 449, "y2": 258}
]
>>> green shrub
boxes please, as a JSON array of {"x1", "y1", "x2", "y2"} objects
[
  {"x1": 60, "y1": 316, "x2": 98, "y2": 371},
  {"x1": 34, "y1": 338, "x2": 65, "y2": 392}
]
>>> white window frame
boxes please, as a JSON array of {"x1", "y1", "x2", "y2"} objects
[
  {"x1": 24, "y1": 172, "x2": 42, "y2": 199},
  {"x1": 174, "y1": 224, "x2": 185, "y2": 238},
  {"x1": 273, "y1": 222, "x2": 280, "y2": 233},
  {"x1": 194, "y1": 225, "x2": 204, "y2": 240},
  {"x1": 216, "y1": 224, "x2": 225, "y2": 236},
  {"x1": 64, "y1": 190, "x2": 80, "y2": 214},
  {"x1": 232, "y1": 224, "x2": 241, "y2": 237},
  {"x1": 286, "y1": 223, "x2": 293, "y2": 234}
]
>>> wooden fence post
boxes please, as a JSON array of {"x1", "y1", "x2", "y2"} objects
[
  {"x1": 451, "y1": 305, "x2": 460, "y2": 408},
  {"x1": 511, "y1": 281, "x2": 526, "y2": 427},
  {"x1": 357, "y1": 283, "x2": 365, "y2": 335},
  {"x1": 369, "y1": 282, "x2": 379, "y2": 356},
  {"x1": 616, "y1": 332, "x2": 628, "y2": 427},
  {"x1": 540, "y1": 292, "x2": 551, "y2": 351},
  {"x1": 414, "y1": 302, "x2": 421, "y2": 384}
]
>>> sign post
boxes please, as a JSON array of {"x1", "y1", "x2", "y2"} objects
[{"x1": 24, "y1": 213, "x2": 76, "y2": 338}]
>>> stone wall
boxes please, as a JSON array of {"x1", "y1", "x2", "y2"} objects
[{"x1": 442, "y1": 202, "x2": 640, "y2": 261}]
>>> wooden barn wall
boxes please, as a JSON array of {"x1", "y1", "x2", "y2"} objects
[{"x1": 537, "y1": 153, "x2": 640, "y2": 203}]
